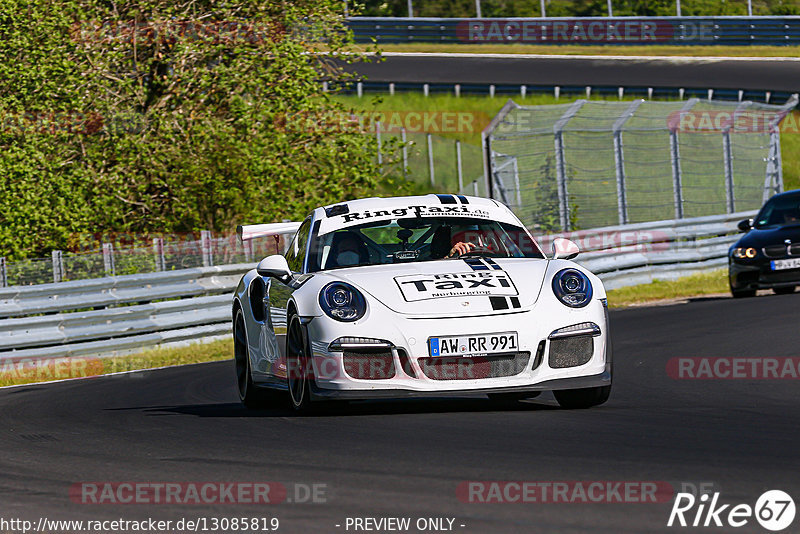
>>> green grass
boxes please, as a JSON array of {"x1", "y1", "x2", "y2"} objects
[
  {"x1": 0, "y1": 338, "x2": 232, "y2": 388},
  {"x1": 606, "y1": 269, "x2": 728, "y2": 307},
  {"x1": 372, "y1": 43, "x2": 800, "y2": 57}
]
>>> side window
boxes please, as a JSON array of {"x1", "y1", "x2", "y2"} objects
[{"x1": 285, "y1": 218, "x2": 311, "y2": 273}]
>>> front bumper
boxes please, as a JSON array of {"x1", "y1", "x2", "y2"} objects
[
  {"x1": 304, "y1": 298, "x2": 611, "y2": 401},
  {"x1": 729, "y1": 259, "x2": 800, "y2": 290}
]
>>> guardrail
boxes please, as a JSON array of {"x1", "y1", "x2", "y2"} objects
[
  {"x1": 537, "y1": 210, "x2": 757, "y2": 289},
  {"x1": 0, "y1": 211, "x2": 755, "y2": 361},
  {"x1": 0, "y1": 264, "x2": 252, "y2": 361},
  {"x1": 347, "y1": 16, "x2": 800, "y2": 46}
]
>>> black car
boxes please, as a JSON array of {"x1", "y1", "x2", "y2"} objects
[{"x1": 729, "y1": 189, "x2": 800, "y2": 298}]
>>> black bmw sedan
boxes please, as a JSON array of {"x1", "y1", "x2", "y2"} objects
[{"x1": 729, "y1": 189, "x2": 800, "y2": 298}]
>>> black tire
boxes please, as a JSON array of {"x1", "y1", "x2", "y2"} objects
[
  {"x1": 234, "y1": 308, "x2": 283, "y2": 409},
  {"x1": 286, "y1": 314, "x2": 314, "y2": 412},
  {"x1": 488, "y1": 392, "x2": 541, "y2": 404},
  {"x1": 553, "y1": 385, "x2": 611, "y2": 409},
  {"x1": 730, "y1": 286, "x2": 756, "y2": 298},
  {"x1": 773, "y1": 286, "x2": 796, "y2": 295}
]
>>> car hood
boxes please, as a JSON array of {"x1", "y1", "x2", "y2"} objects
[
  {"x1": 328, "y1": 258, "x2": 549, "y2": 317},
  {"x1": 735, "y1": 224, "x2": 800, "y2": 248}
]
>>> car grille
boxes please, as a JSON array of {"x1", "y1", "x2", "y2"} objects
[
  {"x1": 760, "y1": 270, "x2": 800, "y2": 283},
  {"x1": 763, "y1": 245, "x2": 788, "y2": 258},
  {"x1": 548, "y1": 336, "x2": 594, "y2": 369},
  {"x1": 763, "y1": 244, "x2": 800, "y2": 258},
  {"x1": 343, "y1": 351, "x2": 396, "y2": 380},
  {"x1": 417, "y1": 352, "x2": 531, "y2": 381}
]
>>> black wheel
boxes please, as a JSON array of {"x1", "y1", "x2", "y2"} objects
[
  {"x1": 234, "y1": 308, "x2": 283, "y2": 409},
  {"x1": 730, "y1": 282, "x2": 756, "y2": 298},
  {"x1": 286, "y1": 314, "x2": 313, "y2": 412},
  {"x1": 488, "y1": 392, "x2": 541, "y2": 404},
  {"x1": 553, "y1": 385, "x2": 611, "y2": 409},
  {"x1": 773, "y1": 286, "x2": 796, "y2": 295}
]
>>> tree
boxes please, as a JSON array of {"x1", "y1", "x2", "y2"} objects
[{"x1": 0, "y1": 0, "x2": 382, "y2": 259}]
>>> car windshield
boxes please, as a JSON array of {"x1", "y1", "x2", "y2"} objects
[
  {"x1": 307, "y1": 216, "x2": 544, "y2": 272},
  {"x1": 754, "y1": 194, "x2": 800, "y2": 229}
]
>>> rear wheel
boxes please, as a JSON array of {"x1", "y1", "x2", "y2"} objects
[
  {"x1": 553, "y1": 385, "x2": 611, "y2": 409},
  {"x1": 234, "y1": 308, "x2": 284, "y2": 409},
  {"x1": 286, "y1": 315, "x2": 313, "y2": 412},
  {"x1": 773, "y1": 286, "x2": 796, "y2": 295}
]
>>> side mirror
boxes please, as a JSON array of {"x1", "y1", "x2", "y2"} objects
[
  {"x1": 256, "y1": 255, "x2": 292, "y2": 279},
  {"x1": 737, "y1": 218, "x2": 753, "y2": 233},
  {"x1": 552, "y1": 238, "x2": 580, "y2": 260}
]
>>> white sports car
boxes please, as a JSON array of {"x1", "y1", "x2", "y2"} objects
[{"x1": 232, "y1": 194, "x2": 611, "y2": 411}]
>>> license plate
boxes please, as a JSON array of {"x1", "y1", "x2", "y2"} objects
[
  {"x1": 428, "y1": 332, "x2": 518, "y2": 357},
  {"x1": 771, "y1": 259, "x2": 800, "y2": 270}
]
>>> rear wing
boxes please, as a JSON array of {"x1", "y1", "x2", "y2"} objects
[{"x1": 237, "y1": 222, "x2": 301, "y2": 242}]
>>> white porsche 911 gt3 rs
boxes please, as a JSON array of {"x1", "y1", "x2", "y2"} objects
[{"x1": 232, "y1": 194, "x2": 611, "y2": 411}]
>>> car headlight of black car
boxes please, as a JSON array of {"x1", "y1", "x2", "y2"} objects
[
  {"x1": 552, "y1": 268, "x2": 593, "y2": 308},
  {"x1": 319, "y1": 282, "x2": 366, "y2": 322},
  {"x1": 732, "y1": 247, "x2": 757, "y2": 259}
]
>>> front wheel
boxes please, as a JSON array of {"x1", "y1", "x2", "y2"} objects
[
  {"x1": 553, "y1": 385, "x2": 611, "y2": 409},
  {"x1": 730, "y1": 282, "x2": 756, "y2": 298}
]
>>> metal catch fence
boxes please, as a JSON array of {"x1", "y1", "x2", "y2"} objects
[{"x1": 483, "y1": 95, "x2": 798, "y2": 233}]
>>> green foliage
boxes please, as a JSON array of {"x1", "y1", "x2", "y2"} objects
[{"x1": 0, "y1": 0, "x2": 383, "y2": 260}]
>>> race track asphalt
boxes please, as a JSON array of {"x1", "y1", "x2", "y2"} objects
[
  {"x1": 339, "y1": 53, "x2": 800, "y2": 92},
  {"x1": 1, "y1": 291, "x2": 798, "y2": 533}
]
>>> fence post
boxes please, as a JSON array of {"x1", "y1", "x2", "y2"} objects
[
  {"x1": 764, "y1": 93, "x2": 798, "y2": 199},
  {"x1": 427, "y1": 133, "x2": 435, "y2": 186},
  {"x1": 0, "y1": 257, "x2": 6, "y2": 287},
  {"x1": 553, "y1": 100, "x2": 587, "y2": 232},
  {"x1": 722, "y1": 101, "x2": 753, "y2": 214},
  {"x1": 153, "y1": 238, "x2": 166, "y2": 271},
  {"x1": 52, "y1": 250, "x2": 64, "y2": 283},
  {"x1": 670, "y1": 98, "x2": 697, "y2": 219},
  {"x1": 102, "y1": 243, "x2": 115, "y2": 277},
  {"x1": 612, "y1": 99, "x2": 643, "y2": 225},
  {"x1": 722, "y1": 132, "x2": 735, "y2": 214},
  {"x1": 456, "y1": 140, "x2": 463, "y2": 192},
  {"x1": 376, "y1": 121, "x2": 383, "y2": 169},
  {"x1": 201, "y1": 230, "x2": 214, "y2": 267},
  {"x1": 401, "y1": 128, "x2": 408, "y2": 179}
]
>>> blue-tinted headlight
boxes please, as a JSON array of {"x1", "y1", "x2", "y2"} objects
[
  {"x1": 319, "y1": 282, "x2": 366, "y2": 322},
  {"x1": 552, "y1": 268, "x2": 593, "y2": 308}
]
